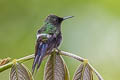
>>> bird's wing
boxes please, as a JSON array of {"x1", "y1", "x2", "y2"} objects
[{"x1": 32, "y1": 33, "x2": 54, "y2": 74}]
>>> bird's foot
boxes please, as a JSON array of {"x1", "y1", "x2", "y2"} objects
[{"x1": 56, "y1": 48, "x2": 61, "y2": 54}]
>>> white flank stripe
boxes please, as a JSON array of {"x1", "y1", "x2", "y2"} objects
[{"x1": 37, "y1": 33, "x2": 51, "y2": 39}]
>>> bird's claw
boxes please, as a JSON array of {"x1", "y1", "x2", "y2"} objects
[{"x1": 56, "y1": 48, "x2": 61, "y2": 54}]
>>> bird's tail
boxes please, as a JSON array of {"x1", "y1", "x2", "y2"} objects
[{"x1": 32, "y1": 43, "x2": 48, "y2": 75}]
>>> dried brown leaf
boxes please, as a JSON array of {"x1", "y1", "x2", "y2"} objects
[{"x1": 0, "y1": 57, "x2": 11, "y2": 66}]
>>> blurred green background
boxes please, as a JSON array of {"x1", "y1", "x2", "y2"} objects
[{"x1": 0, "y1": 0, "x2": 120, "y2": 80}]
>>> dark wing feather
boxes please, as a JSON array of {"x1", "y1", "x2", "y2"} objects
[
  {"x1": 32, "y1": 36, "x2": 49, "y2": 74},
  {"x1": 37, "y1": 43, "x2": 48, "y2": 69},
  {"x1": 32, "y1": 34, "x2": 55, "y2": 74},
  {"x1": 32, "y1": 42, "x2": 42, "y2": 74}
]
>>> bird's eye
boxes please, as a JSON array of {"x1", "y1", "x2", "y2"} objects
[{"x1": 55, "y1": 19, "x2": 58, "y2": 22}]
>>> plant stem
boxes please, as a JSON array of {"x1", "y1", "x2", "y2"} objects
[
  {"x1": 0, "y1": 54, "x2": 34, "y2": 72},
  {"x1": 59, "y1": 50, "x2": 84, "y2": 62},
  {"x1": 88, "y1": 63, "x2": 103, "y2": 80}
]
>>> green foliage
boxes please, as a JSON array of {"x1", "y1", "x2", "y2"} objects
[{"x1": 0, "y1": 50, "x2": 103, "y2": 80}]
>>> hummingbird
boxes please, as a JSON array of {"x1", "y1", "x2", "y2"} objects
[{"x1": 32, "y1": 14, "x2": 73, "y2": 74}]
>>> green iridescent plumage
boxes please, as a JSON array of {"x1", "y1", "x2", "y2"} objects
[{"x1": 42, "y1": 22, "x2": 56, "y2": 34}]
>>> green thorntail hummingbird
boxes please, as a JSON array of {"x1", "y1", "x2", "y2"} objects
[{"x1": 32, "y1": 14, "x2": 73, "y2": 74}]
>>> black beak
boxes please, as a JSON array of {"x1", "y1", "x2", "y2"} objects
[{"x1": 63, "y1": 16, "x2": 74, "y2": 20}]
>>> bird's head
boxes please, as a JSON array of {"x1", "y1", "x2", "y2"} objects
[{"x1": 45, "y1": 14, "x2": 73, "y2": 26}]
